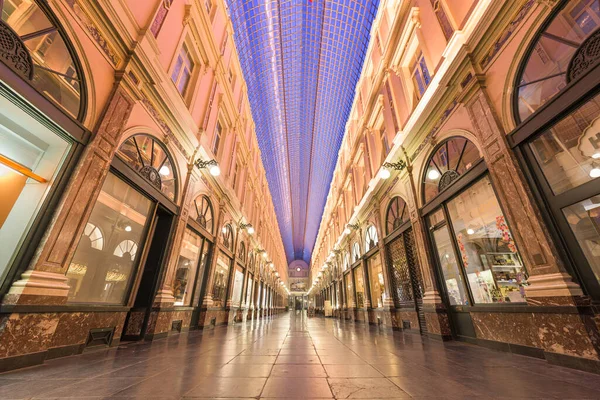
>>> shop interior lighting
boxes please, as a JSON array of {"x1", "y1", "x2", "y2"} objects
[{"x1": 0, "y1": 154, "x2": 47, "y2": 183}]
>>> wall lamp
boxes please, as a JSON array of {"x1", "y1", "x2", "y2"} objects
[
  {"x1": 239, "y1": 222, "x2": 255, "y2": 235},
  {"x1": 344, "y1": 223, "x2": 360, "y2": 234},
  {"x1": 195, "y1": 159, "x2": 221, "y2": 176},
  {"x1": 380, "y1": 160, "x2": 407, "y2": 179}
]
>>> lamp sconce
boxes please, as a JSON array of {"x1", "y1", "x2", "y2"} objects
[
  {"x1": 239, "y1": 222, "x2": 255, "y2": 235},
  {"x1": 380, "y1": 160, "x2": 407, "y2": 179},
  {"x1": 344, "y1": 222, "x2": 360, "y2": 234},
  {"x1": 195, "y1": 159, "x2": 221, "y2": 176}
]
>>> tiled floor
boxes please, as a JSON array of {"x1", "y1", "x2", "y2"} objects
[{"x1": 2, "y1": 312, "x2": 600, "y2": 399}]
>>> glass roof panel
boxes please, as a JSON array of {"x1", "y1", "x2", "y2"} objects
[{"x1": 227, "y1": 0, "x2": 380, "y2": 263}]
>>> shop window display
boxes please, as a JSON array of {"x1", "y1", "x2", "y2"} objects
[
  {"x1": 432, "y1": 222, "x2": 468, "y2": 306},
  {"x1": 529, "y1": 93, "x2": 600, "y2": 195},
  {"x1": 66, "y1": 172, "x2": 152, "y2": 304},
  {"x1": 231, "y1": 266, "x2": 244, "y2": 307},
  {"x1": 446, "y1": 176, "x2": 528, "y2": 304},
  {"x1": 345, "y1": 273, "x2": 354, "y2": 307},
  {"x1": 173, "y1": 229, "x2": 202, "y2": 306},
  {"x1": 246, "y1": 274, "x2": 254, "y2": 306},
  {"x1": 367, "y1": 256, "x2": 385, "y2": 308},
  {"x1": 354, "y1": 265, "x2": 366, "y2": 308},
  {"x1": 212, "y1": 252, "x2": 231, "y2": 307},
  {"x1": 564, "y1": 197, "x2": 600, "y2": 282}
]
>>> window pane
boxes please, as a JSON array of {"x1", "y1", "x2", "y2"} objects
[
  {"x1": 354, "y1": 265, "x2": 366, "y2": 308},
  {"x1": 345, "y1": 273, "x2": 354, "y2": 307},
  {"x1": 563, "y1": 196, "x2": 600, "y2": 283},
  {"x1": 367, "y1": 256, "x2": 385, "y2": 308},
  {"x1": 66, "y1": 173, "x2": 152, "y2": 304},
  {"x1": 173, "y1": 228, "x2": 202, "y2": 306},
  {"x1": 246, "y1": 274, "x2": 254, "y2": 306},
  {"x1": 447, "y1": 176, "x2": 528, "y2": 304},
  {"x1": 431, "y1": 224, "x2": 468, "y2": 305},
  {"x1": 212, "y1": 252, "x2": 230, "y2": 307},
  {"x1": 232, "y1": 266, "x2": 244, "y2": 307},
  {"x1": 529, "y1": 93, "x2": 600, "y2": 194},
  {"x1": 171, "y1": 56, "x2": 183, "y2": 84}
]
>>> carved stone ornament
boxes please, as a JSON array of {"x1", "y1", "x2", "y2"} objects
[
  {"x1": 567, "y1": 28, "x2": 600, "y2": 83},
  {"x1": 0, "y1": 20, "x2": 34, "y2": 80},
  {"x1": 139, "y1": 165, "x2": 162, "y2": 190},
  {"x1": 438, "y1": 169, "x2": 460, "y2": 192}
]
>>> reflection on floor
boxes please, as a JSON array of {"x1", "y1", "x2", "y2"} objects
[{"x1": 2, "y1": 311, "x2": 600, "y2": 399}]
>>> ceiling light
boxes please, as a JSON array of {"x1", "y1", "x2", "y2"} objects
[{"x1": 428, "y1": 169, "x2": 440, "y2": 180}]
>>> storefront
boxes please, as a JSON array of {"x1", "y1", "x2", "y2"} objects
[
  {"x1": 364, "y1": 225, "x2": 385, "y2": 310},
  {"x1": 421, "y1": 136, "x2": 528, "y2": 337},
  {"x1": 383, "y1": 196, "x2": 425, "y2": 331},
  {"x1": 212, "y1": 224, "x2": 234, "y2": 309},
  {"x1": 510, "y1": 0, "x2": 600, "y2": 301},
  {"x1": 0, "y1": 0, "x2": 89, "y2": 295},
  {"x1": 180, "y1": 194, "x2": 214, "y2": 327},
  {"x1": 66, "y1": 134, "x2": 180, "y2": 339}
]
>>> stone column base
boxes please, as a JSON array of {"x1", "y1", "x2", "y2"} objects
[{"x1": 4, "y1": 271, "x2": 70, "y2": 306}]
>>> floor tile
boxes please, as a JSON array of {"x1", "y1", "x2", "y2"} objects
[
  {"x1": 328, "y1": 378, "x2": 410, "y2": 398},
  {"x1": 261, "y1": 377, "x2": 333, "y2": 398}
]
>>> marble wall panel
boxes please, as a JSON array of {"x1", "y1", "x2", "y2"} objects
[
  {"x1": 48, "y1": 312, "x2": 127, "y2": 349},
  {"x1": 471, "y1": 312, "x2": 600, "y2": 360},
  {"x1": 0, "y1": 313, "x2": 59, "y2": 358}
]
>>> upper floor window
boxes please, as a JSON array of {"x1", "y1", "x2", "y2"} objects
[
  {"x1": 411, "y1": 51, "x2": 431, "y2": 99},
  {"x1": 431, "y1": 0, "x2": 455, "y2": 40},
  {"x1": 381, "y1": 129, "x2": 390, "y2": 156},
  {"x1": 205, "y1": 0, "x2": 213, "y2": 15},
  {"x1": 515, "y1": 0, "x2": 600, "y2": 122},
  {"x1": 1, "y1": 0, "x2": 86, "y2": 120},
  {"x1": 150, "y1": 0, "x2": 173, "y2": 37},
  {"x1": 171, "y1": 44, "x2": 194, "y2": 96},
  {"x1": 213, "y1": 121, "x2": 223, "y2": 155},
  {"x1": 232, "y1": 161, "x2": 240, "y2": 190}
]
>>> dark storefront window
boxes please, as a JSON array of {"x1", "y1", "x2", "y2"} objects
[
  {"x1": 212, "y1": 251, "x2": 231, "y2": 307},
  {"x1": 173, "y1": 228, "x2": 202, "y2": 306},
  {"x1": 66, "y1": 172, "x2": 152, "y2": 304}
]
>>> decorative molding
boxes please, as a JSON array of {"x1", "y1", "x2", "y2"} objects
[
  {"x1": 410, "y1": 98, "x2": 458, "y2": 161},
  {"x1": 479, "y1": 0, "x2": 536, "y2": 70},
  {"x1": 140, "y1": 95, "x2": 191, "y2": 159},
  {"x1": 65, "y1": 0, "x2": 121, "y2": 66},
  {"x1": 567, "y1": 28, "x2": 600, "y2": 83},
  {"x1": 0, "y1": 20, "x2": 34, "y2": 80}
]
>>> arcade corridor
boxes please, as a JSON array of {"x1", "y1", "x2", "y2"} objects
[{"x1": 1, "y1": 312, "x2": 600, "y2": 399}]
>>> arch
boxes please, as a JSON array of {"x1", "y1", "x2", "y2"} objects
[
  {"x1": 343, "y1": 251, "x2": 350, "y2": 271},
  {"x1": 221, "y1": 223, "x2": 234, "y2": 252},
  {"x1": 386, "y1": 196, "x2": 408, "y2": 235},
  {"x1": 513, "y1": 0, "x2": 600, "y2": 123},
  {"x1": 116, "y1": 134, "x2": 179, "y2": 202},
  {"x1": 364, "y1": 225, "x2": 379, "y2": 252},
  {"x1": 422, "y1": 136, "x2": 482, "y2": 204},
  {"x1": 238, "y1": 241, "x2": 246, "y2": 263},
  {"x1": 82, "y1": 222, "x2": 103, "y2": 250},
  {"x1": 352, "y1": 242, "x2": 361, "y2": 263},
  {"x1": 190, "y1": 194, "x2": 214, "y2": 234},
  {"x1": 113, "y1": 240, "x2": 138, "y2": 261},
  {"x1": 1, "y1": 0, "x2": 87, "y2": 120}
]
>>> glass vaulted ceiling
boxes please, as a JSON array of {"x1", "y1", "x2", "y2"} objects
[{"x1": 227, "y1": 0, "x2": 380, "y2": 263}]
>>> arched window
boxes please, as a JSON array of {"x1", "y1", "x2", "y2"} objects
[
  {"x1": 423, "y1": 137, "x2": 481, "y2": 204},
  {"x1": 248, "y1": 252, "x2": 255, "y2": 271},
  {"x1": 83, "y1": 223, "x2": 103, "y2": 250},
  {"x1": 117, "y1": 134, "x2": 178, "y2": 202},
  {"x1": 352, "y1": 242, "x2": 361, "y2": 263},
  {"x1": 190, "y1": 195, "x2": 213, "y2": 234},
  {"x1": 113, "y1": 240, "x2": 138, "y2": 261},
  {"x1": 343, "y1": 252, "x2": 350, "y2": 271},
  {"x1": 514, "y1": 0, "x2": 600, "y2": 122},
  {"x1": 386, "y1": 196, "x2": 408, "y2": 235},
  {"x1": 1, "y1": 0, "x2": 86, "y2": 119},
  {"x1": 238, "y1": 241, "x2": 246, "y2": 262},
  {"x1": 365, "y1": 225, "x2": 378, "y2": 252},
  {"x1": 221, "y1": 223, "x2": 234, "y2": 251}
]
